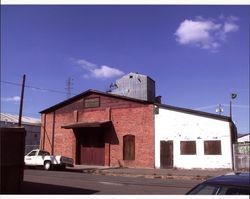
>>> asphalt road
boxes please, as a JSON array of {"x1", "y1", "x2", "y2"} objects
[{"x1": 22, "y1": 169, "x2": 201, "y2": 195}]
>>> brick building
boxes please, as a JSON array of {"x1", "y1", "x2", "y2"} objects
[
  {"x1": 40, "y1": 90, "x2": 155, "y2": 168},
  {"x1": 40, "y1": 73, "x2": 237, "y2": 169}
]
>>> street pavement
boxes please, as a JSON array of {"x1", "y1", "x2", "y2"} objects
[
  {"x1": 22, "y1": 169, "x2": 201, "y2": 194},
  {"x1": 20, "y1": 166, "x2": 238, "y2": 195}
]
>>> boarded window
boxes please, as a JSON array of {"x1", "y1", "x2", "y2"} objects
[
  {"x1": 123, "y1": 135, "x2": 135, "y2": 160},
  {"x1": 180, "y1": 141, "x2": 196, "y2": 155},
  {"x1": 84, "y1": 97, "x2": 100, "y2": 108},
  {"x1": 204, "y1": 140, "x2": 222, "y2": 155}
]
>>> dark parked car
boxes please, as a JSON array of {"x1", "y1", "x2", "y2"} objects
[{"x1": 186, "y1": 172, "x2": 250, "y2": 195}]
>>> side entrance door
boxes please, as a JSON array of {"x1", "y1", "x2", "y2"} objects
[{"x1": 160, "y1": 140, "x2": 173, "y2": 169}]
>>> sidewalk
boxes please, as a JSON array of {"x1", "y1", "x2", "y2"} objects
[{"x1": 66, "y1": 165, "x2": 233, "y2": 180}]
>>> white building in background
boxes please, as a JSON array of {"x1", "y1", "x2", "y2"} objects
[
  {"x1": 0, "y1": 113, "x2": 41, "y2": 153},
  {"x1": 154, "y1": 104, "x2": 237, "y2": 170},
  {"x1": 238, "y1": 134, "x2": 250, "y2": 143}
]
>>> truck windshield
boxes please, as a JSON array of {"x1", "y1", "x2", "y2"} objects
[
  {"x1": 38, "y1": 151, "x2": 50, "y2": 156},
  {"x1": 27, "y1": 151, "x2": 37, "y2": 156}
]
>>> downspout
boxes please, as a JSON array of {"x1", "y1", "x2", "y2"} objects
[
  {"x1": 42, "y1": 114, "x2": 46, "y2": 150},
  {"x1": 73, "y1": 110, "x2": 79, "y2": 164},
  {"x1": 108, "y1": 107, "x2": 111, "y2": 166},
  {"x1": 51, "y1": 111, "x2": 56, "y2": 155},
  {"x1": 153, "y1": 104, "x2": 156, "y2": 168}
]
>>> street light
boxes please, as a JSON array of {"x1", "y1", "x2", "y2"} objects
[{"x1": 230, "y1": 93, "x2": 237, "y2": 119}]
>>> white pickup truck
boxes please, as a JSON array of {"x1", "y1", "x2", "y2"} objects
[{"x1": 24, "y1": 149, "x2": 74, "y2": 170}]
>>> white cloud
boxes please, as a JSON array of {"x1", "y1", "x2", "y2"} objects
[
  {"x1": 75, "y1": 59, "x2": 96, "y2": 71},
  {"x1": 91, "y1": 65, "x2": 125, "y2": 78},
  {"x1": 1, "y1": 96, "x2": 21, "y2": 103},
  {"x1": 175, "y1": 15, "x2": 239, "y2": 52},
  {"x1": 227, "y1": 15, "x2": 239, "y2": 22},
  {"x1": 74, "y1": 59, "x2": 124, "y2": 79},
  {"x1": 224, "y1": 22, "x2": 239, "y2": 33},
  {"x1": 175, "y1": 19, "x2": 221, "y2": 50}
]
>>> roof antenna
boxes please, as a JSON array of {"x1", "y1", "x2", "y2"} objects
[{"x1": 215, "y1": 104, "x2": 223, "y2": 115}]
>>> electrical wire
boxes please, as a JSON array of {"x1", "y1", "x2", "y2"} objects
[{"x1": 0, "y1": 80, "x2": 76, "y2": 95}]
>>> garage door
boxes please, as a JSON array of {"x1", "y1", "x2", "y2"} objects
[{"x1": 79, "y1": 129, "x2": 105, "y2": 166}]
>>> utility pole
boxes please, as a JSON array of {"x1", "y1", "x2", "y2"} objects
[
  {"x1": 65, "y1": 77, "x2": 73, "y2": 99},
  {"x1": 18, "y1": 74, "x2": 26, "y2": 126}
]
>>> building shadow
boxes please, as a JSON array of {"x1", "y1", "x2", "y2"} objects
[{"x1": 21, "y1": 181, "x2": 99, "y2": 194}]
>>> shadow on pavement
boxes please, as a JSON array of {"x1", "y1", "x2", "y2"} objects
[{"x1": 21, "y1": 181, "x2": 99, "y2": 194}]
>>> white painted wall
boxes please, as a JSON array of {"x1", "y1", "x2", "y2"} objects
[{"x1": 155, "y1": 107, "x2": 233, "y2": 169}]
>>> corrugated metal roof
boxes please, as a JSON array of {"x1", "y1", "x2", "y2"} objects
[{"x1": 0, "y1": 113, "x2": 41, "y2": 125}]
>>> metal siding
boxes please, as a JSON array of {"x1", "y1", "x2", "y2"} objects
[{"x1": 110, "y1": 73, "x2": 155, "y2": 102}]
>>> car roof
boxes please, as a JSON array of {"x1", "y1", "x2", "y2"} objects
[{"x1": 205, "y1": 172, "x2": 250, "y2": 187}]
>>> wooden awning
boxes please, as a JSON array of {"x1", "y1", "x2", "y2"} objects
[{"x1": 61, "y1": 121, "x2": 112, "y2": 129}]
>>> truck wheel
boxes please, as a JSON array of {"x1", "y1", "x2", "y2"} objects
[{"x1": 44, "y1": 161, "x2": 51, "y2": 170}]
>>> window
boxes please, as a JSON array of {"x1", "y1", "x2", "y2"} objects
[
  {"x1": 38, "y1": 150, "x2": 50, "y2": 156},
  {"x1": 123, "y1": 135, "x2": 135, "y2": 160},
  {"x1": 219, "y1": 186, "x2": 250, "y2": 195},
  {"x1": 180, "y1": 141, "x2": 196, "y2": 155},
  {"x1": 27, "y1": 151, "x2": 37, "y2": 156},
  {"x1": 84, "y1": 97, "x2": 100, "y2": 108},
  {"x1": 188, "y1": 184, "x2": 220, "y2": 195},
  {"x1": 204, "y1": 140, "x2": 221, "y2": 155}
]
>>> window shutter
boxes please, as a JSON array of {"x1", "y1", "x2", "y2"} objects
[
  {"x1": 180, "y1": 141, "x2": 196, "y2": 155},
  {"x1": 204, "y1": 140, "x2": 221, "y2": 155}
]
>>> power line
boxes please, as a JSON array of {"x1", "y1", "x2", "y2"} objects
[{"x1": 1, "y1": 80, "x2": 76, "y2": 95}]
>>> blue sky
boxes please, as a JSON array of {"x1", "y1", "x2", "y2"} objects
[{"x1": 1, "y1": 5, "x2": 249, "y2": 134}]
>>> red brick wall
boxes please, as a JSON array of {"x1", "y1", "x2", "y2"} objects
[
  {"x1": 53, "y1": 113, "x2": 76, "y2": 160},
  {"x1": 41, "y1": 112, "x2": 54, "y2": 153},
  {"x1": 41, "y1": 93, "x2": 155, "y2": 168},
  {"x1": 41, "y1": 111, "x2": 76, "y2": 160},
  {"x1": 77, "y1": 108, "x2": 110, "y2": 123},
  {"x1": 109, "y1": 106, "x2": 155, "y2": 168}
]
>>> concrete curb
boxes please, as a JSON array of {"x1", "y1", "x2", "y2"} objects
[
  {"x1": 65, "y1": 167, "x2": 213, "y2": 181},
  {"x1": 93, "y1": 172, "x2": 211, "y2": 180},
  {"x1": 93, "y1": 170, "x2": 211, "y2": 180}
]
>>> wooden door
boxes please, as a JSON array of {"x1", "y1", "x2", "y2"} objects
[
  {"x1": 160, "y1": 140, "x2": 173, "y2": 169},
  {"x1": 80, "y1": 129, "x2": 105, "y2": 165}
]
